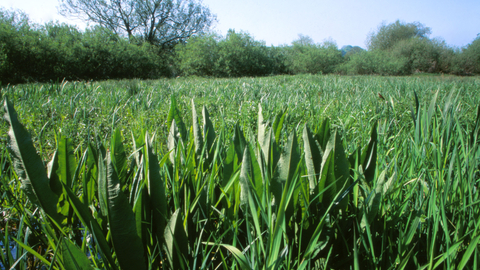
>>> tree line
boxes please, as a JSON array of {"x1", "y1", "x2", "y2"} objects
[{"x1": 1, "y1": 7, "x2": 479, "y2": 84}]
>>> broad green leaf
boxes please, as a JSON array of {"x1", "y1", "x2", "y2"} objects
[
  {"x1": 56, "y1": 136, "x2": 77, "y2": 225},
  {"x1": 62, "y1": 182, "x2": 116, "y2": 269},
  {"x1": 277, "y1": 131, "x2": 300, "y2": 184},
  {"x1": 3, "y1": 98, "x2": 62, "y2": 224},
  {"x1": 167, "y1": 119, "x2": 180, "y2": 165},
  {"x1": 47, "y1": 150, "x2": 62, "y2": 197},
  {"x1": 272, "y1": 109, "x2": 287, "y2": 143},
  {"x1": 223, "y1": 139, "x2": 239, "y2": 185},
  {"x1": 318, "y1": 135, "x2": 336, "y2": 204},
  {"x1": 57, "y1": 136, "x2": 76, "y2": 188},
  {"x1": 257, "y1": 104, "x2": 267, "y2": 151},
  {"x1": 361, "y1": 169, "x2": 387, "y2": 228},
  {"x1": 332, "y1": 130, "x2": 350, "y2": 211},
  {"x1": 106, "y1": 152, "x2": 146, "y2": 270},
  {"x1": 239, "y1": 147, "x2": 251, "y2": 206},
  {"x1": 111, "y1": 128, "x2": 127, "y2": 185},
  {"x1": 82, "y1": 145, "x2": 98, "y2": 208},
  {"x1": 303, "y1": 124, "x2": 322, "y2": 192},
  {"x1": 165, "y1": 209, "x2": 189, "y2": 270},
  {"x1": 133, "y1": 183, "x2": 149, "y2": 247},
  {"x1": 361, "y1": 122, "x2": 377, "y2": 183},
  {"x1": 98, "y1": 151, "x2": 108, "y2": 217},
  {"x1": 234, "y1": 123, "x2": 247, "y2": 160},
  {"x1": 202, "y1": 105, "x2": 216, "y2": 164},
  {"x1": 219, "y1": 243, "x2": 251, "y2": 270},
  {"x1": 60, "y1": 237, "x2": 94, "y2": 270},
  {"x1": 192, "y1": 99, "x2": 204, "y2": 158},
  {"x1": 272, "y1": 131, "x2": 300, "y2": 207},
  {"x1": 145, "y1": 133, "x2": 167, "y2": 241},
  {"x1": 315, "y1": 118, "x2": 331, "y2": 151},
  {"x1": 257, "y1": 105, "x2": 277, "y2": 180},
  {"x1": 239, "y1": 145, "x2": 262, "y2": 206},
  {"x1": 167, "y1": 95, "x2": 187, "y2": 141}
]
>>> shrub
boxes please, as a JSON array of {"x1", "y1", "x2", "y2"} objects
[{"x1": 284, "y1": 36, "x2": 344, "y2": 74}]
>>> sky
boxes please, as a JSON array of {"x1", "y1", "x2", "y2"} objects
[{"x1": 1, "y1": 0, "x2": 479, "y2": 49}]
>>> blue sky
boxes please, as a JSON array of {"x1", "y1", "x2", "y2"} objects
[{"x1": 1, "y1": 0, "x2": 479, "y2": 49}]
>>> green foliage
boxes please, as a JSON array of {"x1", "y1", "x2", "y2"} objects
[
  {"x1": 337, "y1": 50, "x2": 409, "y2": 75},
  {"x1": 0, "y1": 8, "x2": 172, "y2": 84},
  {"x1": 176, "y1": 30, "x2": 286, "y2": 77},
  {"x1": 175, "y1": 33, "x2": 221, "y2": 76},
  {"x1": 284, "y1": 35, "x2": 344, "y2": 74},
  {"x1": 367, "y1": 20, "x2": 431, "y2": 51},
  {"x1": 337, "y1": 19, "x2": 480, "y2": 76},
  {"x1": 2, "y1": 75, "x2": 480, "y2": 269},
  {"x1": 461, "y1": 35, "x2": 480, "y2": 74}
]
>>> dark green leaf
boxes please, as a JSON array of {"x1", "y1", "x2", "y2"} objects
[
  {"x1": 106, "y1": 152, "x2": 146, "y2": 270},
  {"x1": 60, "y1": 237, "x2": 94, "y2": 270},
  {"x1": 3, "y1": 98, "x2": 62, "y2": 224},
  {"x1": 164, "y1": 209, "x2": 189, "y2": 270}
]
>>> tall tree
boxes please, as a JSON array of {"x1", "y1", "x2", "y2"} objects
[
  {"x1": 59, "y1": 0, "x2": 216, "y2": 48},
  {"x1": 366, "y1": 20, "x2": 431, "y2": 51}
]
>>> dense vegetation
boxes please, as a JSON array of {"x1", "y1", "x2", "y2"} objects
[
  {"x1": 1, "y1": 75, "x2": 480, "y2": 269},
  {"x1": 1, "y1": 8, "x2": 480, "y2": 84}
]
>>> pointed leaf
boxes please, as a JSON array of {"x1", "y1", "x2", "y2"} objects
[
  {"x1": 315, "y1": 118, "x2": 331, "y2": 151},
  {"x1": 192, "y1": 100, "x2": 203, "y2": 157},
  {"x1": 239, "y1": 145, "x2": 262, "y2": 206},
  {"x1": 165, "y1": 209, "x2": 189, "y2": 270},
  {"x1": 60, "y1": 238, "x2": 94, "y2": 270},
  {"x1": 272, "y1": 109, "x2": 287, "y2": 143},
  {"x1": 111, "y1": 128, "x2": 127, "y2": 185},
  {"x1": 318, "y1": 137, "x2": 336, "y2": 204},
  {"x1": 303, "y1": 124, "x2": 322, "y2": 192},
  {"x1": 361, "y1": 122, "x2": 377, "y2": 183},
  {"x1": 61, "y1": 183, "x2": 117, "y2": 269},
  {"x1": 332, "y1": 130, "x2": 350, "y2": 210},
  {"x1": 47, "y1": 150, "x2": 62, "y2": 197},
  {"x1": 58, "y1": 136, "x2": 76, "y2": 188},
  {"x1": 3, "y1": 98, "x2": 61, "y2": 224},
  {"x1": 168, "y1": 119, "x2": 180, "y2": 165},
  {"x1": 167, "y1": 95, "x2": 187, "y2": 141},
  {"x1": 98, "y1": 151, "x2": 108, "y2": 217},
  {"x1": 145, "y1": 133, "x2": 167, "y2": 241},
  {"x1": 106, "y1": 152, "x2": 146, "y2": 270},
  {"x1": 203, "y1": 105, "x2": 216, "y2": 164},
  {"x1": 218, "y1": 243, "x2": 251, "y2": 270}
]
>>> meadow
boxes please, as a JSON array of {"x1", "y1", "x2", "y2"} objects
[{"x1": 1, "y1": 74, "x2": 480, "y2": 269}]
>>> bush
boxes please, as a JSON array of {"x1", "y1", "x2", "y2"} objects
[
  {"x1": 284, "y1": 36, "x2": 344, "y2": 74},
  {"x1": 0, "y1": 9, "x2": 172, "y2": 84},
  {"x1": 176, "y1": 29, "x2": 285, "y2": 77},
  {"x1": 337, "y1": 50, "x2": 408, "y2": 75}
]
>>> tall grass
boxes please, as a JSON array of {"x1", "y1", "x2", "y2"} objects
[{"x1": 1, "y1": 74, "x2": 479, "y2": 269}]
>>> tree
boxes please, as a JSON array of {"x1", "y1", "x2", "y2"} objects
[
  {"x1": 367, "y1": 20, "x2": 431, "y2": 51},
  {"x1": 461, "y1": 35, "x2": 480, "y2": 74},
  {"x1": 59, "y1": 0, "x2": 216, "y2": 48},
  {"x1": 285, "y1": 36, "x2": 343, "y2": 74},
  {"x1": 341, "y1": 45, "x2": 365, "y2": 58}
]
